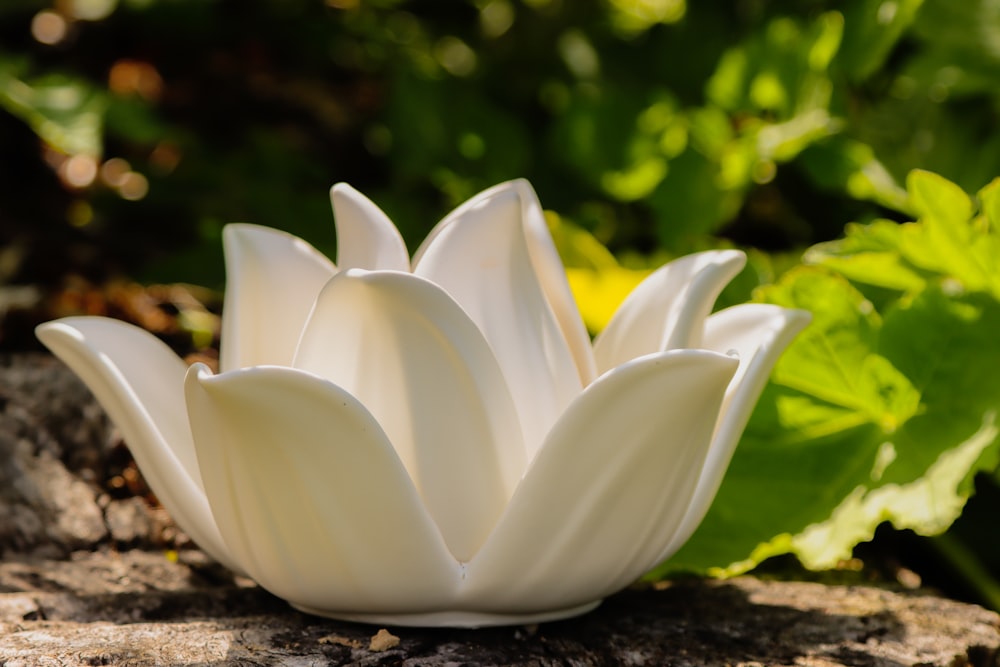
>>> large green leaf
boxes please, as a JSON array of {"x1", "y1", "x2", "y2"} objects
[{"x1": 661, "y1": 268, "x2": 1000, "y2": 574}]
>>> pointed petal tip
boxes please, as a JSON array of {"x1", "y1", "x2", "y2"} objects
[
  {"x1": 185, "y1": 361, "x2": 215, "y2": 386},
  {"x1": 502, "y1": 178, "x2": 535, "y2": 198},
  {"x1": 789, "y1": 306, "x2": 813, "y2": 327},
  {"x1": 35, "y1": 318, "x2": 75, "y2": 347},
  {"x1": 329, "y1": 182, "x2": 368, "y2": 209},
  {"x1": 328, "y1": 182, "x2": 410, "y2": 272},
  {"x1": 757, "y1": 304, "x2": 813, "y2": 337},
  {"x1": 694, "y1": 347, "x2": 740, "y2": 380},
  {"x1": 782, "y1": 308, "x2": 813, "y2": 338},
  {"x1": 329, "y1": 181, "x2": 357, "y2": 197},
  {"x1": 712, "y1": 248, "x2": 748, "y2": 273},
  {"x1": 473, "y1": 184, "x2": 521, "y2": 211},
  {"x1": 221, "y1": 221, "x2": 265, "y2": 243},
  {"x1": 36, "y1": 316, "x2": 151, "y2": 352},
  {"x1": 223, "y1": 223, "x2": 319, "y2": 260}
]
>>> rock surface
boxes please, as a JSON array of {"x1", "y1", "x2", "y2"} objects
[
  {"x1": 1, "y1": 352, "x2": 999, "y2": 666},
  {"x1": 0, "y1": 550, "x2": 998, "y2": 666}
]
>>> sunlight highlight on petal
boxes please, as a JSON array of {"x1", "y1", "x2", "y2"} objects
[
  {"x1": 415, "y1": 187, "x2": 582, "y2": 456},
  {"x1": 294, "y1": 269, "x2": 525, "y2": 562}
]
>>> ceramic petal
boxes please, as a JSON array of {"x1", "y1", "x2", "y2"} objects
[
  {"x1": 414, "y1": 180, "x2": 596, "y2": 384},
  {"x1": 656, "y1": 304, "x2": 812, "y2": 559},
  {"x1": 219, "y1": 224, "x2": 336, "y2": 372},
  {"x1": 185, "y1": 364, "x2": 460, "y2": 614},
  {"x1": 593, "y1": 250, "x2": 747, "y2": 374},
  {"x1": 462, "y1": 349, "x2": 738, "y2": 613},
  {"x1": 293, "y1": 269, "x2": 525, "y2": 562},
  {"x1": 508, "y1": 180, "x2": 597, "y2": 384},
  {"x1": 414, "y1": 186, "x2": 581, "y2": 456},
  {"x1": 329, "y1": 183, "x2": 410, "y2": 271},
  {"x1": 35, "y1": 317, "x2": 238, "y2": 572}
]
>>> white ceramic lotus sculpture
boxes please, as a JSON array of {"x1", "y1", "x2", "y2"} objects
[{"x1": 37, "y1": 180, "x2": 808, "y2": 627}]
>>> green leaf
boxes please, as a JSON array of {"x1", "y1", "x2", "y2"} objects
[
  {"x1": 705, "y1": 12, "x2": 842, "y2": 119},
  {"x1": 804, "y1": 220, "x2": 927, "y2": 292},
  {"x1": 810, "y1": 171, "x2": 1000, "y2": 298},
  {"x1": 837, "y1": 0, "x2": 925, "y2": 81},
  {"x1": 660, "y1": 269, "x2": 1000, "y2": 575},
  {"x1": 907, "y1": 168, "x2": 974, "y2": 228},
  {"x1": 0, "y1": 68, "x2": 107, "y2": 156}
]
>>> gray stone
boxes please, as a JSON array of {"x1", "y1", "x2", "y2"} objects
[{"x1": 0, "y1": 551, "x2": 996, "y2": 666}]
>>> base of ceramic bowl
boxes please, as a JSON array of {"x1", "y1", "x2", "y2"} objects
[{"x1": 290, "y1": 599, "x2": 603, "y2": 628}]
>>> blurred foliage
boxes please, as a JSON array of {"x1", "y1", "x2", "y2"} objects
[
  {"x1": 4, "y1": 0, "x2": 1000, "y2": 292},
  {"x1": 6, "y1": 0, "x2": 1000, "y2": 605}
]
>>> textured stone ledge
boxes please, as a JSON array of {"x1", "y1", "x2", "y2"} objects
[{"x1": 0, "y1": 550, "x2": 997, "y2": 666}]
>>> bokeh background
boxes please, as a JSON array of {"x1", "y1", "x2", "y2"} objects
[
  {"x1": 4, "y1": 0, "x2": 1000, "y2": 609},
  {"x1": 6, "y1": 0, "x2": 1000, "y2": 300}
]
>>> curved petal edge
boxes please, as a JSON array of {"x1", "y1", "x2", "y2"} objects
[
  {"x1": 656, "y1": 304, "x2": 811, "y2": 560},
  {"x1": 593, "y1": 250, "x2": 747, "y2": 374},
  {"x1": 463, "y1": 349, "x2": 738, "y2": 613},
  {"x1": 330, "y1": 183, "x2": 411, "y2": 272},
  {"x1": 185, "y1": 363, "x2": 460, "y2": 613},
  {"x1": 35, "y1": 317, "x2": 239, "y2": 572},
  {"x1": 220, "y1": 223, "x2": 336, "y2": 372}
]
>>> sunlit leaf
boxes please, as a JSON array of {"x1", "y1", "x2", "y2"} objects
[
  {"x1": 907, "y1": 168, "x2": 974, "y2": 228},
  {"x1": 810, "y1": 171, "x2": 1000, "y2": 297},
  {"x1": 0, "y1": 68, "x2": 107, "y2": 156},
  {"x1": 661, "y1": 269, "x2": 1000, "y2": 575}
]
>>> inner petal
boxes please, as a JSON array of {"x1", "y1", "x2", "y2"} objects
[
  {"x1": 414, "y1": 187, "x2": 583, "y2": 457},
  {"x1": 593, "y1": 249, "x2": 747, "y2": 374},
  {"x1": 330, "y1": 183, "x2": 410, "y2": 272},
  {"x1": 293, "y1": 269, "x2": 525, "y2": 562},
  {"x1": 219, "y1": 224, "x2": 336, "y2": 372}
]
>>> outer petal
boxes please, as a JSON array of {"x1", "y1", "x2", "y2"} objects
[
  {"x1": 185, "y1": 364, "x2": 460, "y2": 613},
  {"x1": 293, "y1": 269, "x2": 525, "y2": 562},
  {"x1": 219, "y1": 224, "x2": 336, "y2": 372},
  {"x1": 329, "y1": 183, "x2": 410, "y2": 272},
  {"x1": 414, "y1": 186, "x2": 582, "y2": 456},
  {"x1": 462, "y1": 349, "x2": 738, "y2": 613},
  {"x1": 592, "y1": 250, "x2": 747, "y2": 374},
  {"x1": 656, "y1": 304, "x2": 811, "y2": 559},
  {"x1": 35, "y1": 318, "x2": 238, "y2": 572}
]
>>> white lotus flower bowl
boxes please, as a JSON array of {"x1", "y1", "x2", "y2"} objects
[{"x1": 37, "y1": 179, "x2": 808, "y2": 628}]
